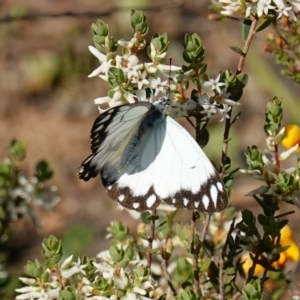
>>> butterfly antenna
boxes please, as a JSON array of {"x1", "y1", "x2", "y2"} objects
[{"x1": 167, "y1": 57, "x2": 172, "y2": 100}]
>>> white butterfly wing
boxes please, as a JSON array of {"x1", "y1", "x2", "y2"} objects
[
  {"x1": 78, "y1": 102, "x2": 153, "y2": 181},
  {"x1": 107, "y1": 116, "x2": 228, "y2": 212}
]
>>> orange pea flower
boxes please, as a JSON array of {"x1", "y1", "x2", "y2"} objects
[
  {"x1": 281, "y1": 124, "x2": 300, "y2": 151},
  {"x1": 242, "y1": 225, "x2": 299, "y2": 275}
]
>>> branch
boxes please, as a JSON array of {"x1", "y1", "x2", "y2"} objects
[
  {"x1": 200, "y1": 213, "x2": 211, "y2": 243},
  {"x1": 161, "y1": 255, "x2": 177, "y2": 296},
  {"x1": 220, "y1": 16, "x2": 259, "y2": 171},
  {"x1": 218, "y1": 258, "x2": 225, "y2": 299},
  {"x1": 0, "y1": 1, "x2": 183, "y2": 23},
  {"x1": 190, "y1": 211, "x2": 201, "y2": 298},
  {"x1": 147, "y1": 209, "x2": 156, "y2": 270}
]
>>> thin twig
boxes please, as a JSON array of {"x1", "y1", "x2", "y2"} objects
[
  {"x1": 221, "y1": 218, "x2": 236, "y2": 257},
  {"x1": 246, "y1": 252, "x2": 260, "y2": 283},
  {"x1": 236, "y1": 16, "x2": 259, "y2": 75},
  {"x1": 147, "y1": 209, "x2": 156, "y2": 270},
  {"x1": 274, "y1": 143, "x2": 280, "y2": 168},
  {"x1": 161, "y1": 256, "x2": 177, "y2": 296},
  {"x1": 261, "y1": 268, "x2": 269, "y2": 287},
  {"x1": 218, "y1": 257, "x2": 224, "y2": 300},
  {"x1": 200, "y1": 213, "x2": 211, "y2": 243},
  {"x1": 190, "y1": 211, "x2": 201, "y2": 299},
  {"x1": 220, "y1": 16, "x2": 259, "y2": 172},
  {"x1": 0, "y1": 1, "x2": 183, "y2": 23},
  {"x1": 55, "y1": 264, "x2": 65, "y2": 288},
  {"x1": 186, "y1": 116, "x2": 196, "y2": 129},
  {"x1": 231, "y1": 292, "x2": 242, "y2": 300}
]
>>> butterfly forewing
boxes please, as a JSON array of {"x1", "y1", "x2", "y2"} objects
[{"x1": 78, "y1": 102, "x2": 152, "y2": 181}]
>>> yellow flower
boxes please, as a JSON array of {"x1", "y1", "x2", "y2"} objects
[
  {"x1": 242, "y1": 225, "x2": 299, "y2": 275},
  {"x1": 273, "y1": 225, "x2": 299, "y2": 268},
  {"x1": 281, "y1": 124, "x2": 300, "y2": 151},
  {"x1": 242, "y1": 253, "x2": 264, "y2": 276}
]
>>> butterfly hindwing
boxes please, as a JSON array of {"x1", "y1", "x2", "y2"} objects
[
  {"x1": 105, "y1": 115, "x2": 227, "y2": 212},
  {"x1": 158, "y1": 117, "x2": 228, "y2": 212}
]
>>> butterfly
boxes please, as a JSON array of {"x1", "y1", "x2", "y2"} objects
[{"x1": 78, "y1": 97, "x2": 228, "y2": 212}]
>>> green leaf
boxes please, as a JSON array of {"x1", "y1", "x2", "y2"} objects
[
  {"x1": 196, "y1": 128, "x2": 209, "y2": 148},
  {"x1": 242, "y1": 209, "x2": 255, "y2": 225},
  {"x1": 9, "y1": 140, "x2": 26, "y2": 162},
  {"x1": 138, "y1": 232, "x2": 149, "y2": 240},
  {"x1": 242, "y1": 19, "x2": 252, "y2": 41},
  {"x1": 156, "y1": 221, "x2": 168, "y2": 233},
  {"x1": 140, "y1": 211, "x2": 151, "y2": 224},
  {"x1": 109, "y1": 245, "x2": 124, "y2": 262},
  {"x1": 236, "y1": 72, "x2": 248, "y2": 87},
  {"x1": 200, "y1": 258, "x2": 211, "y2": 271},
  {"x1": 24, "y1": 259, "x2": 43, "y2": 277},
  {"x1": 35, "y1": 160, "x2": 53, "y2": 181},
  {"x1": 256, "y1": 16, "x2": 275, "y2": 32},
  {"x1": 131, "y1": 10, "x2": 145, "y2": 25},
  {"x1": 61, "y1": 288, "x2": 76, "y2": 300},
  {"x1": 224, "y1": 206, "x2": 236, "y2": 219},
  {"x1": 119, "y1": 259, "x2": 129, "y2": 268},
  {"x1": 229, "y1": 46, "x2": 245, "y2": 56}
]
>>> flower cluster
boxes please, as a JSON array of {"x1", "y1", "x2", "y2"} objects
[
  {"x1": 88, "y1": 12, "x2": 241, "y2": 121},
  {"x1": 0, "y1": 140, "x2": 59, "y2": 224},
  {"x1": 217, "y1": 0, "x2": 300, "y2": 21},
  {"x1": 241, "y1": 97, "x2": 300, "y2": 205},
  {"x1": 0, "y1": 141, "x2": 60, "y2": 297},
  {"x1": 15, "y1": 200, "x2": 236, "y2": 300},
  {"x1": 16, "y1": 251, "x2": 156, "y2": 300},
  {"x1": 242, "y1": 225, "x2": 299, "y2": 276}
]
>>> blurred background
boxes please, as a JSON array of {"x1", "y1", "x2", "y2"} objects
[{"x1": 0, "y1": 0, "x2": 299, "y2": 297}]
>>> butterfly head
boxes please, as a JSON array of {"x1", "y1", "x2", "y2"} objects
[{"x1": 154, "y1": 96, "x2": 170, "y2": 114}]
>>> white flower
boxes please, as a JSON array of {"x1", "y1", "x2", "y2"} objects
[
  {"x1": 147, "y1": 77, "x2": 168, "y2": 96},
  {"x1": 279, "y1": 143, "x2": 299, "y2": 160},
  {"x1": 200, "y1": 105, "x2": 217, "y2": 118},
  {"x1": 216, "y1": 104, "x2": 231, "y2": 122},
  {"x1": 60, "y1": 255, "x2": 73, "y2": 268},
  {"x1": 18, "y1": 277, "x2": 37, "y2": 285},
  {"x1": 16, "y1": 286, "x2": 60, "y2": 300},
  {"x1": 219, "y1": 90, "x2": 240, "y2": 106},
  {"x1": 198, "y1": 94, "x2": 218, "y2": 118},
  {"x1": 88, "y1": 46, "x2": 111, "y2": 78},
  {"x1": 245, "y1": 2, "x2": 258, "y2": 17},
  {"x1": 126, "y1": 56, "x2": 142, "y2": 79},
  {"x1": 287, "y1": 0, "x2": 300, "y2": 10},
  {"x1": 94, "y1": 90, "x2": 123, "y2": 108},
  {"x1": 219, "y1": 0, "x2": 300, "y2": 19},
  {"x1": 276, "y1": 4, "x2": 296, "y2": 20},
  {"x1": 118, "y1": 38, "x2": 137, "y2": 49},
  {"x1": 201, "y1": 74, "x2": 225, "y2": 94},
  {"x1": 134, "y1": 71, "x2": 149, "y2": 90},
  {"x1": 167, "y1": 99, "x2": 197, "y2": 118},
  {"x1": 219, "y1": 0, "x2": 248, "y2": 17},
  {"x1": 61, "y1": 258, "x2": 87, "y2": 279},
  {"x1": 257, "y1": 0, "x2": 275, "y2": 17},
  {"x1": 88, "y1": 45, "x2": 106, "y2": 62}
]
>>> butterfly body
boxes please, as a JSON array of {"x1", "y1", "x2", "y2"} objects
[{"x1": 79, "y1": 99, "x2": 228, "y2": 212}]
